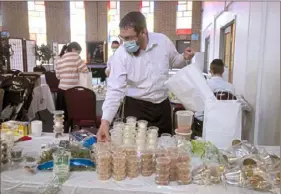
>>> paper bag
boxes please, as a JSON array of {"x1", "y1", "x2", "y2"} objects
[
  {"x1": 203, "y1": 99, "x2": 242, "y2": 149},
  {"x1": 79, "y1": 72, "x2": 92, "y2": 90},
  {"x1": 166, "y1": 64, "x2": 216, "y2": 112}
]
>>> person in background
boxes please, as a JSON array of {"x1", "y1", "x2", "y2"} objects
[
  {"x1": 97, "y1": 11, "x2": 194, "y2": 142},
  {"x1": 105, "y1": 40, "x2": 120, "y2": 77},
  {"x1": 55, "y1": 42, "x2": 88, "y2": 132},
  {"x1": 207, "y1": 59, "x2": 235, "y2": 94}
]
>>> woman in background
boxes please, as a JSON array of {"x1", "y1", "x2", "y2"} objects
[{"x1": 55, "y1": 42, "x2": 88, "y2": 132}]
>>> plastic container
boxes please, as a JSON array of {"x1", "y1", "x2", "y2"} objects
[
  {"x1": 124, "y1": 146, "x2": 137, "y2": 156},
  {"x1": 137, "y1": 127, "x2": 147, "y2": 134},
  {"x1": 69, "y1": 130, "x2": 97, "y2": 149},
  {"x1": 136, "y1": 132, "x2": 146, "y2": 139},
  {"x1": 141, "y1": 150, "x2": 153, "y2": 160},
  {"x1": 156, "y1": 157, "x2": 171, "y2": 169},
  {"x1": 10, "y1": 147, "x2": 23, "y2": 161},
  {"x1": 175, "y1": 129, "x2": 192, "y2": 141},
  {"x1": 176, "y1": 110, "x2": 194, "y2": 133},
  {"x1": 141, "y1": 169, "x2": 153, "y2": 176},
  {"x1": 155, "y1": 148, "x2": 167, "y2": 158},
  {"x1": 147, "y1": 126, "x2": 159, "y2": 134},
  {"x1": 126, "y1": 116, "x2": 137, "y2": 124},
  {"x1": 176, "y1": 162, "x2": 191, "y2": 174},
  {"x1": 98, "y1": 172, "x2": 111, "y2": 180},
  {"x1": 24, "y1": 151, "x2": 39, "y2": 170},
  {"x1": 137, "y1": 120, "x2": 148, "y2": 129},
  {"x1": 112, "y1": 173, "x2": 126, "y2": 181},
  {"x1": 178, "y1": 152, "x2": 191, "y2": 163}
]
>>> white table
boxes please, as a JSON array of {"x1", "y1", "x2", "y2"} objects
[{"x1": 1, "y1": 134, "x2": 279, "y2": 194}]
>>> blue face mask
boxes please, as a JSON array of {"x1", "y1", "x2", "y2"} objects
[{"x1": 124, "y1": 40, "x2": 140, "y2": 53}]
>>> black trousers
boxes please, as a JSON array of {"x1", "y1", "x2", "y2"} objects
[
  {"x1": 123, "y1": 96, "x2": 172, "y2": 135},
  {"x1": 56, "y1": 89, "x2": 69, "y2": 133}
]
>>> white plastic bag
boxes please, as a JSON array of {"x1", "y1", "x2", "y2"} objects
[
  {"x1": 79, "y1": 72, "x2": 92, "y2": 90},
  {"x1": 203, "y1": 99, "x2": 242, "y2": 149},
  {"x1": 166, "y1": 64, "x2": 216, "y2": 112}
]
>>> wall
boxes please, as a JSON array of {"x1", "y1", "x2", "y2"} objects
[
  {"x1": 85, "y1": 1, "x2": 107, "y2": 42},
  {"x1": 2, "y1": 1, "x2": 29, "y2": 39},
  {"x1": 201, "y1": 1, "x2": 280, "y2": 145},
  {"x1": 120, "y1": 1, "x2": 140, "y2": 19},
  {"x1": 154, "y1": 1, "x2": 202, "y2": 51},
  {"x1": 45, "y1": 1, "x2": 71, "y2": 45}
]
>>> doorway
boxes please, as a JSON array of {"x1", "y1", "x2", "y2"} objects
[{"x1": 220, "y1": 21, "x2": 236, "y2": 83}]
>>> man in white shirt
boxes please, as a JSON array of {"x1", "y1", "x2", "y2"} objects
[
  {"x1": 105, "y1": 40, "x2": 120, "y2": 77},
  {"x1": 97, "y1": 11, "x2": 194, "y2": 141},
  {"x1": 207, "y1": 59, "x2": 235, "y2": 94}
]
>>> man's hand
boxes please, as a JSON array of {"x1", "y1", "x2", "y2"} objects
[
  {"x1": 105, "y1": 68, "x2": 110, "y2": 77},
  {"x1": 183, "y1": 47, "x2": 195, "y2": 61},
  {"x1": 97, "y1": 120, "x2": 110, "y2": 142}
]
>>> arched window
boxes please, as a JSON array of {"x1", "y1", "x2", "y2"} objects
[
  {"x1": 28, "y1": 1, "x2": 47, "y2": 46},
  {"x1": 107, "y1": 1, "x2": 120, "y2": 58},
  {"x1": 176, "y1": 1, "x2": 192, "y2": 35},
  {"x1": 140, "y1": 1, "x2": 154, "y2": 32},
  {"x1": 70, "y1": 1, "x2": 86, "y2": 60}
]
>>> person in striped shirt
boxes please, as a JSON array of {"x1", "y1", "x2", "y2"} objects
[
  {"x1": 56, "y1": 42, "x2": 88, "y2": 90},
  {"x1": 55, "y1": 42, "x2": 88, "y2": 132}
]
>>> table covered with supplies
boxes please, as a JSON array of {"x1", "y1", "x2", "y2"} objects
[{"x1": 1, "y1": 133, "x2": 279, "y2": 194}]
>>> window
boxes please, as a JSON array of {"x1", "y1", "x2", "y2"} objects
[
  {"x1": 70, "y1": 1, "x2": 86, "y2": 61},
  {"x1": 107, "y1": 1, "x2": 120, "y2": 58},
  {"x1": 140, "y1": 1, "x2": 154, "y2": 32},
  {"x1": 28, "y1": 1, "x2": 47, "y2": 46},
  {"x1": 220, "y1": 21, "x2": 236, "y2": 83},
  {"x1": 176, "y1": 1, "x2": 192, "y2": 35}
]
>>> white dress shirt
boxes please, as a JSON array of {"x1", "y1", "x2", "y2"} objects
[
  {"x1": 106, "y1": 54, "x2": 114, "y2": 72},
  {"x1": 207, "y1": 76, "x2": 235, "y2": 94},
  {"x1": 102, "y1": 32, "x2": 186, "y2": 123}
]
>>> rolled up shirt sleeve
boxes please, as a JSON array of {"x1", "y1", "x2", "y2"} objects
[
  {"x1": 102, "y1": 50, "x2": 127, "y2": 123},
  {"x1": 167, "y1": 37, "x2": 186, "y2": 68}
]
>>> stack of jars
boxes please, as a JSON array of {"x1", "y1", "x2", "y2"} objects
[
  {"x1": 140, "y1": 150, "x2": 154, "y2": 176},
  {"x1": 126, "y1": 155, "x2": 140, "y2": 178},
  {"x1": 110, "y1": 122, "x2": 124, "y2": 146},
  {"x1": 135, "y1": 120, "x2": 148, "y2": 151},
  {"x1": 155, "y1": 157, "x2": 171, "y2": 185},
  {"x1": 96, "y1": 151, "x2": 112, "y2": 180},
  {"x1": 112, "y1": 152, "x2": 127, "y2": 181},
  {"x1": 53, "y1": 110, "x2": 64, "y2": 137},
  {"x1": 146, "y1": 126, "x2": 159, "y2": 150},
  {"x1": 123, "y1": 117, "x2": 137, "y2": 145},
  {"x1": 176, "y1": 162, "x2": 192, "y2": 185},
  {"x1": 167, "y1": 152, "x2": 179, "y2": 181}
]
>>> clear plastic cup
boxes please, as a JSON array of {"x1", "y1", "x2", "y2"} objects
[
  {"x1": 178, "y1": 152, "x2": 191, "y2": 163},
  {"x1": 137, "y1": 120, "x2": 148, "y2": 129},
  {"x1": 176, "y1": 162, "x2": 191, "y2": 174},
  {"x1": 148, "y1": 126, "x2": 159, "y2": 134},
  {"x1": 126, "y1": 116, "x2": 137, "y2": 124},
  {"x1": 147, "y1": 144, "x2": 157, "y2": 150},
  {"x1": 176, "y1": 110, "x2": 194, "y2": 133},
  {"x1": 155, "y1": 148, "x2": 167, "y2": 158},
  {"x1": 147, "y1": 138, "x2": 158, "y2": 145},
  {"x1": 10, "y1": 147, "x2": 23, "y2": 161},
  {"x1": 156, "y1": 157, "x2": 171, "y2": 169},
  {"x1": 147, "y1": 132, "x2": 158, "y2": 139},
  {"x1": 136, "y1": 138, "x2": 146, "y2": 145}
]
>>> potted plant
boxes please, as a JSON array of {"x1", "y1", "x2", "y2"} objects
[{"x1": 35, "y1": 44, "x2": 54, "y2": 65}]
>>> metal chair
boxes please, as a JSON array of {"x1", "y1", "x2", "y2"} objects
[{"x1": 65, "y1": 86, "x2": 99, "y2": 134}]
